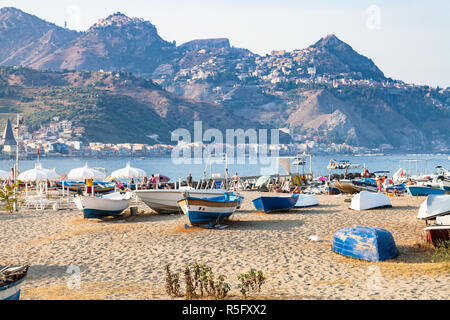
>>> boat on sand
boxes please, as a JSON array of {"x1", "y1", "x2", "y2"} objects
[
  {"x1": 349, "y1": 191, "x2": 392, "y2": 211},
  {"x1": 252, "y1": 194, "x2": 299, "y2": 213}
]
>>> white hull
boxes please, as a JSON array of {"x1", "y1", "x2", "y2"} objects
[
  {"x1": 74, "y1": 192, "x2": 132, "y2": 212},
  {"x1": 417, "y1": 195, "x2": 450, "y2": 220},
  {"x1": 349, "y1": 191, "x2": 392, "y2": 211},
  {"x1": 294, "y1": 194, "x2": 319, "y2": 207},
  {"x1": 136, "y1": 189, "x2": 229, "y2": 213}
]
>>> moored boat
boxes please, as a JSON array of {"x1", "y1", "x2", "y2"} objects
[
  {"x1": 252, "y1": 194, "x2": 299, "y2": 213},
  {"x1": 74, "y1": 191, "x2": 134, "y2": 219},
  {"x1": 177, "y1": 192, "x2": 240, "y2": 225},
  {"x1": 0, "y1": 265, "x2": 29, "y2": 300}
]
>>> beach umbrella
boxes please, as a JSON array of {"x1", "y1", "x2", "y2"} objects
[
  {"x1": 0, "y1": 169, "x2": 10, "y2": 180},
  {"x1": 67, "y1": 163, "x2": 105, "y2": 180},
  {"x1": 154, "y1": 174, "x2": 170, "y2": 182},
  {"x1": 318, "y1": 176, "x2": 328, "y2": 182},
  {"x1": 255, "y1": 175, "x2": 270, "y2": 187},
  {"x1": 18, "y1": 162, "x2": 59, "y2": 182},
  {"x1": 110, "y1": 162, "x2": 146, "y2": 179}
]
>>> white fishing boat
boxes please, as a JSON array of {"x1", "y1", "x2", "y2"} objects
[
  {"x1": 74, "y1": 191, "x2": 134, "y2": 219},
  {"x1": 349, "y1": 191, "x2": 392, "y2": 211},
  {"x1": 417, "y1": 195, "x2": 450, "y2": 220},
  {"x1": 294, "y1": 194, "x2": 319, "y2": 208},
  {"x1": 136, "y1": 188, "x2": 235, "y2": 213}
]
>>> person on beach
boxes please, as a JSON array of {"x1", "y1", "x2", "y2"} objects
[
  {"x1": 292, "y1": 185, "x2": 301, "y2": 194},
  {"x1": 148, "y1": 174, "x2": 156, "y2": 189},
  {"x1": 382, "y1": 176, "x2": 390, "y2": 192},
  {"x1": 186, "y1": 173, "x2": 193, "y2": 187},
  {"x1": 232, "y1": 172, "x2": 239, "y2": 190},
  {"x1": 376, "y1": 178, "x2": 382, "y2": 192}
]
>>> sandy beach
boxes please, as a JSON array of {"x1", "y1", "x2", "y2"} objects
[{"x1": 1, "y1": 192, "x2": 448, "y2": 300}]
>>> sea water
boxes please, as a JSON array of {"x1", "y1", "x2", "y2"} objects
[{"x1": 0, "y1": 154, "x2": 448, "y2": 181}]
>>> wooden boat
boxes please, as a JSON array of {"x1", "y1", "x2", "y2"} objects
[
  {"x1": 294, "y1": 194, "x2": 319, "y2": 208},
  {"x1": 417, "y1": 195, "x2": 450, "y2": 220},
  {"x1": 55, "y1": 180, "x2": 115, "y2": 194},
  {"x1": 0, "y1": 265, "x2": 29, "y2": 300},
  {"x1": 332, "y1": 226, "x2": 398, "y2": 261},
  {"x1": 424, "y1": 225, "x2": 450, "y2": 246},
  {"x1": 136, "y1": 188, "x2": 236, "y2": 214},
  {"x1": 349, "y1": 191, "x2": 392, "y2": 211},
  {"x1": 333, "y1": 180, "x2": 359, "y2": 194},
  {"x1": 74, "y1": 192, "x2": 134, "y2": 219},
  {"x1": 252, "y1": 194, "x2": 299, "y2": 213},
  {"x1": 177, "y1": 192, "x2": 240, "y2": 226}
]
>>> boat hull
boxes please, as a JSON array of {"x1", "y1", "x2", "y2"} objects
[
  {"x1": 56, "y1": 181, "x2": 115, "y2": 194},
  {"x1": 294, "y1": 194, "x2": 319, "y2": 208},
  {"x1": 333, "y1": 180, "x2": 359, "y2": 194},
  {"x1": 332, "y1": 225, "x2": 398, "y2": 261},
  {"x1": 349, "y1": 191, "x2": 392, "y2": 211},
  {"x1": 252, "y1": 195, "x2": 299, "y2": 213},
  {"x1": 424, "y1": 225, "x2": 450, "y2": 246},
  {"x1": 406, "y1": 186, "x2": 445, "y2": 196},
  {"x1": 74, "y1": 193, "x2": 131, "y2": 219},
  {"x1": 177, "y1": 197, "x2": 239, "y2": 225},
  {"x1": 0, "y1": 267, "x2": 28, "y2": 300},
  {"x1": 136, "y1": 189, "x2": 230, "y2": 213}
]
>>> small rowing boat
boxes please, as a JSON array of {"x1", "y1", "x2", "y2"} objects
[
  {"x1": 252, "y1": 194, "x2": 299, "y2": 213},
  {"x1": 0, "y1": 265, "x2": 29, "y2": 300},
  {"x1": 74, "y1": 191, "x2": 134, "y2": 219},
  {"x1": 177, "y1": 192, "x2": 240, "y2": 226}
]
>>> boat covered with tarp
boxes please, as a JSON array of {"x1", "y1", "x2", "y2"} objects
[{"x1": 332, "y1": 226, "x2": 398, "y2": 261}]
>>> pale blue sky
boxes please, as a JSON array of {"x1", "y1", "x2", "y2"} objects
[{"x1": 1, "y1": 0, "x2": 449, "y2": 87}]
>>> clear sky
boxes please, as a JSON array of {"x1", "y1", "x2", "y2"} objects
[{"x1": 1, "y1": 0, "x2": 449, "y2": 87}]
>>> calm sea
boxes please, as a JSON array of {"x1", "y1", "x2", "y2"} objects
[{"x1": 1, "y1": 154, "x2": 449, "y2": 181}]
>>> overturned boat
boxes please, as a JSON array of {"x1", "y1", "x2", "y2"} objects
[
  {"x1": 294, "y1": 194, "x2": 319, "y2": 208},
  {"x1": 349, "y1": 191, "x2": 392, "y2": 211},
  {"x1": 332, "y1": 226, "x2": 398, "y2": 261},
  {"x1": 417, "y1": 195, "x2": 450, "y2": 220}
]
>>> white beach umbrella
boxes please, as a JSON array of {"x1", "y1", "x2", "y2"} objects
[
  {"x1": 18, "y1": 162, "x2": 59, "y2": 182},
  {"x1": 0, "y1": 169, "x2": 10, "y2": 180},
  {"x1": 110, "y1": 162, "x2": 146, "y2": 179},
  {"x1": 67, "y1": 163, "x2": 105, "y2": 180}
]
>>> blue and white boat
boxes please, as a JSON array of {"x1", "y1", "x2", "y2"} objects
[
  {"x1": 406, "y1": 185, "x2": 446, "y2": 196},
  {"x1": 177, "y1": 192, "x2": 240, "y2": 225},
  {"x1": 332, "y1": 226, "x2": 398, "y2": 262},
  {"x1": 74, "y1": 192, "x2": 134, "y2": 219},
  {"x1": 252, "y1": 194, "x2": 299, "y2": 213},
  {"x1": 0, "y1": 265, "x2": 29, "y2": 300}
]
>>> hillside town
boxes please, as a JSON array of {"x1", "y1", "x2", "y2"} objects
[{"x1": 2, "y1": 114, "x2": 446, "y2": 160}]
